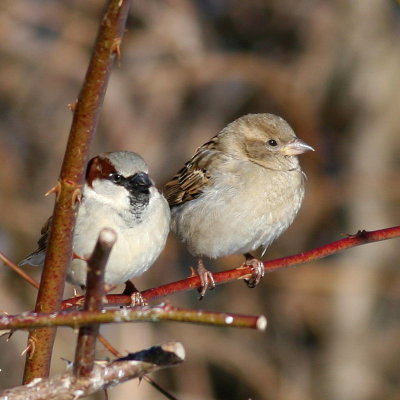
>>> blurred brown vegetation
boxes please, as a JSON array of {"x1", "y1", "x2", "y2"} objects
[{"x1": 1, "y1": 1, "x2": 400, "y2": 399}]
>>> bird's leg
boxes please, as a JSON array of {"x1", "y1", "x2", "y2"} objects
[
  {"x1": 243, "y1": 253, "x2": 265, "y2": 288},
  {"x1": 195, "y1": 258, "x2": 215, "y2": 299},
  {"x1": 122, "y1": 280, "x2": 147, "y2": 307}
]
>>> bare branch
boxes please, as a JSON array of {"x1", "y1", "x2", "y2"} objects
[
  {"x1": 1, "y1": 342, "x2": 185, "y2": 400},
  {"x1": 61, "y1": 225, "x2": 400, "y2": 308},
  {"x1": 23, "y1": 0, "x2": 131, "y2": 383},
  {"x1": 0, "y1": 251, "x2": 40, "y2": 289},
  {"x1": 74, "y1": 228, "x2": 117, "y2": 378},
  {"x1": 0, "y1": 304, "x2": 266, "y2": 331}
]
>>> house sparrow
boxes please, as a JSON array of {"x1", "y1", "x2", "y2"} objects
[
  {"x1": 20, "y1": 151, "x2": 170, "y2": 287},
  {"x1": 164, "y1": 113, "x2": 314, "y2": 297}
]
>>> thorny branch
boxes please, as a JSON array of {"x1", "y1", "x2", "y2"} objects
[
  {"x1": 0, "y1": 304, "x2": 266, "y2": 332},
  {"x1": 58, "y1": 225, "x2": 400, "y2": 308},
  {"x1": 22, "y1": 0, "x2": 131, "y2": 384},
  {"x1": 0, "y1": 342, "x2": 185, "y2": 400}
]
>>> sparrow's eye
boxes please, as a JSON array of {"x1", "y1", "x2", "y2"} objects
[
  {"x1": 267, "y1": 139, "x2": 278, "y2": 147},
  {"x1": 109, "y1": 173, "x2": 123, "y2": 183}
]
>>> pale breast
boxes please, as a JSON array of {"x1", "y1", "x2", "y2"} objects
[
  {"x1": 68, "y1": 190, "x2": 170, "y2": 286},
  {"x1": 171, "y1": 161, "x2": 304, "y2": 258}
]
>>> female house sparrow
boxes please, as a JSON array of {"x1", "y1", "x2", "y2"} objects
[
  {"x1": 20, "y1": 151, "x2": 170, "y2": 287},
  {"x1": 164, "y1": 113, "x2": 314, "y2": 297}
]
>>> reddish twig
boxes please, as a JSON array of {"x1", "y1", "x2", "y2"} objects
[
  {"x1": 23, "y1": 0, "x2": 131, "y2": 384},
  {"x1": 59, "y1": 225, "x2": 400, "y2": 309},
  {"x1": 74, "y1": 228, "x2": 116, "y2": 378}
]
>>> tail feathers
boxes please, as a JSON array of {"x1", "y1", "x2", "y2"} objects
[
  {"x1": 19, "y1": 217, "x2": 51, "y2": 267},
  {"x1": 19, "y1": 250, "x2": 45, "y2": 267}
]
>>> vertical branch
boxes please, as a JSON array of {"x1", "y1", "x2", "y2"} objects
[
  {"x1": 74, "y1": 228, "x2": 117, "y2": 377},
  {"x1": 23, "y1": 0, "x2": 131, "y2": 383}
]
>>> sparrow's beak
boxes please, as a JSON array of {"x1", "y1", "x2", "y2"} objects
[
  {"x1": 129, "y1": 172, "x2": 153, "y2": 193},
  {"x1": 282, "y1": 138, "x2": 314, "y2": 156}
]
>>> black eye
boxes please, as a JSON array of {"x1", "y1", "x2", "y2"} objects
[
  {"x1": 109, "y1": 173, "x2": 122, "y2": 183},
  {"x1": 267, "y1": 139, "x2": 278, "y2": 147}
]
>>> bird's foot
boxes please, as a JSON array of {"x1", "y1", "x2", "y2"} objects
[
  {"x1": 122, "y1": 280, "x2": 148, "y2": 307},
  {"x1": 130, "y1": 292, "x2": 147, "y2": 307},
  {"x1": 243, "y1": 253, "x2": 265, "y2": 288},
  {"x1": 194, "y1": 259, "x2": 215, "y2": 300}
]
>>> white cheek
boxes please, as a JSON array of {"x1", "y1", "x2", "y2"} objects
[{"x1": 88, "y1": 181, "x2": 130, "y2": 209}]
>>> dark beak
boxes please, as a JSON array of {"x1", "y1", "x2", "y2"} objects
[{"x1": 129, "y1": 172, "x2": 153, "y2": 193}]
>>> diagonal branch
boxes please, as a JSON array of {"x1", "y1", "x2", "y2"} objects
[
  {"x1": 23, "y1": 0, "x2": 131, "y2": 384},
  {"x1": 1, "y1": 342, "x2": 185, "y2": 400},
  {"x1": 0, "y1": 251, "x2": 40, "y2": 289},
  {"x1": 61, "y1": 225, "x2": 400, "y2": 308}
]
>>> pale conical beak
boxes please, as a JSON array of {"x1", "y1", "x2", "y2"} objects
[{"x1": 282, "y1": 138, "x2": 314, "y2": 156}]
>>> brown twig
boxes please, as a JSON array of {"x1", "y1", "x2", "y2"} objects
[
  {"x1": 97, "y1": 334, "x2": 121, "y2": 357},
  {"x1": 0, "y1": 251, "x2": 40, "y2": 289},
  {"x1": 73, "y1": 228, "x2": 117, "y2": 378},
  {"x1": 1, "y1": 342, "x2": 185, "y2": 400},
  {"x1": 0, "y1": 304, "x2": 266, "y2": 331},
  {"x1": 23, "y1": 0, "x2": 131, "y2": 384},
  {"x1": 60, "y1": 225, "x2": 400, "y2": 309}
]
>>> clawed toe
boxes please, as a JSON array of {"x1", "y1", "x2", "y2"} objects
[
  {"x1": 122, "y1": 280, "x2": 148, "y2": 307},
  {"x1": 198, "y1": 270, "x2": 215, "y2": 299},
  {"x1": 196, "y1": 259, "x2": 215, "y2": 300},
  {"x1": 130, "y1": 292, "x2": 147, "y2": 307},
  {"x1": 243, "y1": 254, "x2": 265, "y2": 288}
]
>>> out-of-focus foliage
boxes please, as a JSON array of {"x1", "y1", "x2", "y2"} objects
[{"x1": 1, "y1": 1, "x2": 400, "y2": 399}]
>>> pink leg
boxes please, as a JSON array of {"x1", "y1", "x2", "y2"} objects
[
  {"x1": 196, "y1": 258, "x2": 215, "y2": 299},
  {"x1": 243, "y1": 253, "x2": 265, "y2": 288}
]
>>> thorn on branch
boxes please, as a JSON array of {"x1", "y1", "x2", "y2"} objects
[
  {"x1": 71, "y1": 187, "x2": 83, "y2": 208},
  {"x1": 67, "y1": 100, "x2": 78, "y2": 112},
  {"x1": 111, "y1": 38, "x2": 122, "y2": 64},
  {"x1": 2, "y1": 342, "x2": 185, "y2": 400},
  {"x1": 44, "y1": 181, "x2": 61, "y2": 199}
]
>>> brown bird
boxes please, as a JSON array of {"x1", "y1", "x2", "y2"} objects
[{"x1": 164, "y1": 113, "x2": 314, "y2": 297}]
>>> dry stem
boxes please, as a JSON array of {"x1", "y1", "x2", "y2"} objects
[
  {"x1": 1, "y1": 342, "x2": 184, "y2": 400},
  {"x1": 23, "y1": 0, "x2": 131, "y2": 383},
  {"x1": 73, "y1": 228, "x2": 116, "y2": 377},
  {"x1": 0, "y1": 304, "x2": 266, "y2": 331}
]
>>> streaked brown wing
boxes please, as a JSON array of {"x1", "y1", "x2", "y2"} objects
[
  {"x1": 164, "y1": 137, "x2": 220, "y2": 207},
  {"x1": 164, "y1": 162, "x2": 210, "y2": 207}
]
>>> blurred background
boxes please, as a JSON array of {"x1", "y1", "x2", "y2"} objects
[{"x1": 1, "y1": 1, "x2": 400, "y2": 399}]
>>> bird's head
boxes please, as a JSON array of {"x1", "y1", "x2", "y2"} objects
[
  {"x1": 85, "y1": 151, "x2": 154, "y2": 210},
  {"x1": 218, "y1": 113, "x2": 314, "y2": 170}
]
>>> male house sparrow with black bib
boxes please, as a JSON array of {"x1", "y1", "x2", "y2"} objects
[
  {"x1": 164, "y1": 113, "x2": 313, "y2": 297},
  {"x1": 20, "y1": 151, "x2": 170, "y2": 287}
]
